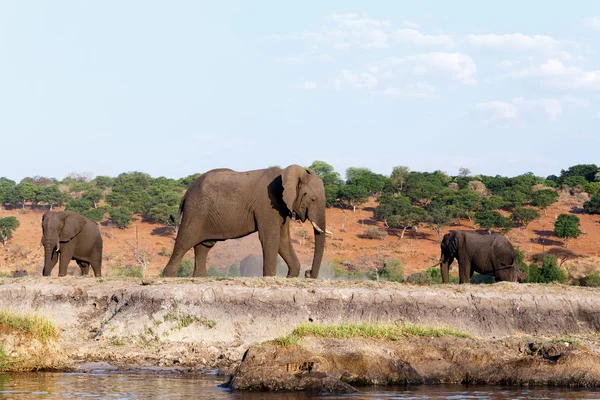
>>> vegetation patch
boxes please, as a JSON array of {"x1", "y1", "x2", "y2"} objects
[
  {"x1": 163, "y1": 311, "x2": 216, "y2": 330},
  {"x1": 0, "y1": 311, "x2": 57, "y2": 342},
  {"x1": 276, "y1": 323, "x2": 470, "y2": 345}
]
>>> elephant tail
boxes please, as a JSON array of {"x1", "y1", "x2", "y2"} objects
[{"x1": 170, "y1": 194, "x2": 187, "y2": 224}]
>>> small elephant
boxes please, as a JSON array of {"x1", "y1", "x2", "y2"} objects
[
  {"x1": 41, "y1": 211, "x2": 103, "y2": 277},
  {"x1": 12, "y1": 269, "x2": 28, "y2": 278},
  {"x1": 162, "y1": 165, "x2": 328, "y2": 279},
  {"x1": 436, "y1": 230, "x2": 524, "y2": 284}
]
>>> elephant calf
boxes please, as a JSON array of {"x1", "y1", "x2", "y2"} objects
[
  {"x1": 436, "y1": 230, "x2": 525, "y2": 284},
  {"x1": 41, "y1": 211, "x2": 103, "y2": 277}
]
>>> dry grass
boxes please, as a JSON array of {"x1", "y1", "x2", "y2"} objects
[{"x1": 0, "y1": 311, "x2": 57, "y2": 342}]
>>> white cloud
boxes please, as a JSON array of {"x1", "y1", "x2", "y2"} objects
[
  {"x1": 332, "y1": 70, "x2": 378, "y2": 90},
  {"x1": 372, "y1": 82, "x2": 439, "y2": 99},
  {"x1": 585, "y1": 16, "x2": 600, "y2": 31},
  {"x1": 595, "y1": 111, "x2": 600, "y2": 119},
  {"x1": 297, "y1": 81, "x2": 318, "y2": 90},
  {"x1": 272, "y1": 13, "x2": 456, "y2": 51},
  {"x1": 394, "y1": 29, "x2": 454, "y2": 48},
  {"x1": 465, "y1": 33, "x2": 580, "y2": 61},
  {"x1": 503, "y1": 59, "x2": 600, "y2": 91},
  {"x1": 317, "y1": 54, "x2": 333, "y2": 63},
  {"x1": 475, "y1": 101, "x2": 519, "y2": 122},
  {"x1": 275, "y1": 55, "x2": 307, "y2": 64},
  {"x1": 475, "y1": 97, "x2": 562, "y2": 124},
  {"x1": 560, "y1": 95, "x2": 589, "y2": 107},
  {"x1": 497, "y1": 60, "x2": 518, "y2": 69},
  {"x1": 402, "y1": 20, "x2": 420, "y2": 29},
  {"x1": 378, "y1": 52, "x2": 477, "y2": 84}
]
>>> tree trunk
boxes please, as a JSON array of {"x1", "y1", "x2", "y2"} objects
[{"x1": 400, "y1": 226, "x2": 407, "y2": 239}]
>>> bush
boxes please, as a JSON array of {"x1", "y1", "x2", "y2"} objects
[
  {"x1": 579, "y1": 271, "x2": 600, "y2": 287},
  {"x1": 65, "y1": 199, "x2": 92, "y2": 213},
  {"x1": 109, "y1": 207, "x2": 133, "y2": 229},
  {"x1": 406, "y1": 267, "x2": 458, "y2": 284},
  {"x1": 362, "y1": 226, "x2": 386, "y2": 240},
  {"x1": 583, "y1": 193, "x2": 600, "y2": 214},
  {"x1": 82, "y1": 206, "x2": 109, "y2": 222},
  {"x1": 0, "y1": 216, "x2": 20, "y2": 244},
  {"x1": 379, "y1": 258, "x2": 404, "y2": 283},
  {"x1": 540, "y1": 256, "x2": 567, "y2": 283},
  {"x1": 116, "y1": 266, "x2": 143, "y2": 278},
  {"x1": 177, "y1": 259, "x2": 194, "y2": 277}
]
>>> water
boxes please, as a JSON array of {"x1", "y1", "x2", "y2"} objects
[{"x1": 0, "y1": 371, "x2": 599, "y2": 399}]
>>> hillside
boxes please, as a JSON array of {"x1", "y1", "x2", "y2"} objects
[{"x1": 1, "y1": 192, "x2": 599, "y2": 279}]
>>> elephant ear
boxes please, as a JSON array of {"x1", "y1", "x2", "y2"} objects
[
  {"x1": 282, "y1": 165, "x2": 309, "y2": 214},
  {"x1": 59, "y1": 212, "x2": 86, "y2": 242},
  {"x1": 448, "y1": 232, "x2": 459, "y2": 257}
]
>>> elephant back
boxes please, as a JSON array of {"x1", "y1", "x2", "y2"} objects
[{"x1": 240, "y1": 254, "x2": 263, "y2": 277}]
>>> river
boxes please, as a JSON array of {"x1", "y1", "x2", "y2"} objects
[{"x1": 0, "y1": 371, "x2": 599, "y2": 399}]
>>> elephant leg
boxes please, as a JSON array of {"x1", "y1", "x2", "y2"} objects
[
  {"x1": 77, "y1": 261, "x2": 90, "y2": 276},
  {"x1": 58, "y1": 245, "x2": 74, "y2": 277},
  {"x1": 458, "y1": 255, "x2": 471, "y2": 284},
  {"x1": 258, "y1": 227, "x2": 280, "y2": 276},
  {"x1": 163, "y1": 232, "x2": 199, "y2": 277},
  {"x1": 91, "y1": 251, "x2": 102, "y2": 277},
  {"x1": 48, "y1": 250, "x2": 59, "y2": 275},
  {"x1": 278, "y1": 224, "x2": 301, "y2": 278},
  {"x1": 193, "y1": 242, "x2": 213, "y2": 277}
]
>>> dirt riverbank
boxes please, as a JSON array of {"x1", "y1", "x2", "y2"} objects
[{"x1": 2, "y1": 277, "x2": 600, "y2": 387}]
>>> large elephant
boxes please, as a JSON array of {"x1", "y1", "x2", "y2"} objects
[
  {"x1": 41, "y1": 211, "x2": 103, "y2": 277},
  {"x1": 162, "y1": 165, "x2": 328, "y2": 278},
  {"x1": 436, "y1": 230, "x2": 524, "y2": 284},
  {"x1": 240, "y1": 254, "x2": 263, "y2": 277}
]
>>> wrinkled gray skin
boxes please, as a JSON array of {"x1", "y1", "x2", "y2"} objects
[
  {"x1": 240, "y1": 254, "x2": 263, "y2": 277},
  {"x1": 41, "y1": 211, "x2": 103, "y2": 277},
  {"x1": 439, "y1": 230, "x2": 524, "y2": 284},
  {"x1": 162, "y1": 165, "x2": 327, "y2": 278}
]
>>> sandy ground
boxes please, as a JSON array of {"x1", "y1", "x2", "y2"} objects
[{"x1": 1, "y1": 194, "x2": 599, "y2": 279}]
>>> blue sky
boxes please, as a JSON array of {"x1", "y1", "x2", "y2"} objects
[{"x1": 1, "y1": 1, "x2": 599, "y2": 182}]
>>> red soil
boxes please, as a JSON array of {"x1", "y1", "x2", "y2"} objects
[{"x1": 1, "y1": 194, "x2": 599, "y2": 277}]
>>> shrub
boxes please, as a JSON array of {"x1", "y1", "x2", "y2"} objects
[
  {"x1": 82, "y1": 206, "x2": 109, "y2": 222},
  {"x1": 405, "y1": 267, "x2": 456, "y2": 284},
  {"x1": 0, "y1": 216, "x2": 20, "y2": 244},
  {"x1": 116, "y1": 266, "x2": 143, "y2": 278},
  {"x1": 379, "y1": 258, "x2": 404, "y2": 282},
  {"x1": 579, "y1": 270, "x2": 600, "y2": 287},
  {"x1": 65, "y1": 198, "x2": 92, "y2": 213},
  {"x1": 177, "y1": 259, "x2": 194, "y2": 277},
  {"x1": 362, "y1": 226, "x2": 386, "y2": 240},
  {"x1": 540, "y1": 256, "x2": 567, "y2": 283},
  {"x1": 109, "y1": 207, "x2": 133, "y2": 229}
]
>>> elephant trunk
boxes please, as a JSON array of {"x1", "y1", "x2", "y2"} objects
[
  {"x1": 307, "y1": 210, "x2": 326, "y2": 279},
  {"x1": 440, "y1": 259, "x2": 450, "y2": 284},
  {"x1": 43, "y1": 242, "x2": 55, "y2": 276}
]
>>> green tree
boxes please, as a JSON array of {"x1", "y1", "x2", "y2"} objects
[
  {"x1": 390, "y1": 166, "x2": 410, "y2": 193},
  {"x1": 66, "y1": 199, "x2": 93, "y2": 213},
  {"x1": 92, "y1": 176, "x2": 114, "y2": 190},
  {"x1": 0, "y1": 178, "x2": 18, "y2": 207},
  {"x1": 82, "y1": 206, "x2": 109, "y2": 222},
  {"x1": 481, "y1": 195, "x2": 505, "y2": 211},
  {"x1": 531, "y1": 189, "x2": 559, "y2": 215},
  {"x1": 583, "y1": 193, "x2": 600, "y2": 214},
  {"x1": 338, "y1": 183, "x2": 369, "y2": 212},
  {"x1": 511, "y1": 207, "x2": 540, "y2": 228},
  {"x1": 109, "y1": 207, "x2": 133, "y2": 229},
  {"x1": 307, "y1": 161, "x2": 343, "y2": 207},
  {"x1": 82, "y1": 188, "x2": 104, "y2": 208},
  {"x1": 0, "y1": 216, "x2": 20, "y2": 244},
  {"x1": 15, "y1": 182, "x2": 38, "y2": 209},
  {"x1": 563, "y1": 175, "x2": 588, "y2": 189},
  {"x1": 35, "y1": 185, "x2": 67, "y2": 211},
  {"x1": 554, "y1": 214, "x2": 582, "y2": 248},
  {"x1": 427, "y1": 203, "x2": 452, "y2": 241},
  {"x1": 345, "y1": 167, "x2": 390, "y2": 195},
  {"x1": 539, "y1": 256, "x2": 567, "y2": 283},
  {"x1": 404, "y1": 171, "x2": 451, "y2": 206},
  {"x1": 559, "y1": 164, "x2": 599, "y2": 183},
  {"x1": 474, "y1": 210, "x2": 512, "y2": 233}
]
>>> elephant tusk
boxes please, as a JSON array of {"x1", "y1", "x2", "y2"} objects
[
  {"x1": 56, "y1": 242, "x2": 60, "y2": 254},
  {"x1": 427, "y1": 260, "x2": 442, "y2": 269},
  {"x1": 311, "y1": 221, "x2": 324, "y2": 233},
  {"x1": 311, "y1": 221, "x2": 333, "y2": 235}
]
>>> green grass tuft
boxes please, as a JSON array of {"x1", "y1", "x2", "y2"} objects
[
  {"x1": 275, "y1": 335, "x2": 299, "y2": 347},
  {"x1": 0, "y1": 346, "x2": 9, "y2": 370},
  {"x1": 163, "y1": 311, "x2": 216, "y2": 330},
  {"x1": 279, "y1": 322, "x2": 469, "y2": 343},
  {"x1": 0, "y1": 311, "x2": 58, "y2": 342}
]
